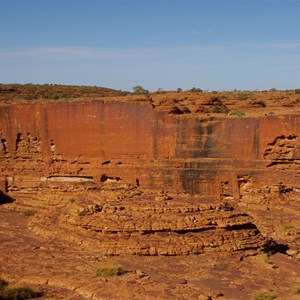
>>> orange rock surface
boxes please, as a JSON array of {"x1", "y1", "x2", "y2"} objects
[
  {"x1": 0, "y1": 92, "x2": 299, "y2": 196},
  {"x1": 0, "y1": 86, "x2": 299, "y2": 299}
]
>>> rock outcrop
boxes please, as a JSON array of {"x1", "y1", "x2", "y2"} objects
[
  {"x1": 0, "y1": 87, "x2": 299, "y2": 299},
  {"x1": 0, "y1": 98, "x2": 299, "y2": 197},
  {"x1": 0, "y1": 89, "x2": 299, "y2": 256},
  {"x1": 27, "y1": 187, "x2": 267, "y2": 256}
]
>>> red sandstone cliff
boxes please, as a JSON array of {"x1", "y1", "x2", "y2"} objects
[
  {"x1": 0, "y1": 88, "x2": 299, "y2": 298},
  {"x1": 0, "y1": 97, "x2": 299, "y2": 197}
]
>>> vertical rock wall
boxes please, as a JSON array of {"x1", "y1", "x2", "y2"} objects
[{"x1": 0, "y1": 100, "x2": 299, "y2": 197}]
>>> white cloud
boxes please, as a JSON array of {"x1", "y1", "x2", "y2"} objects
[
  {"x1": 0, "y1": 45, "x2": 231, "y2": 61},
  {"x1": 0, "y1": 46, "x2": 146, "y2": 59},
  {"x1": 0, "y1": 43, "x2": 298, "y2": 63},
  {"x1": 241, "y1": 42, "x2": 300, "y2": 50}
]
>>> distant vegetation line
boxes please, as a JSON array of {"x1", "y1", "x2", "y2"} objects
[
  {"x1": 0, "y1": 83, "x2": 129, "y2": 101},
  {"x1": 0, "y1": 83, "x2": 300, "y2": 102}
]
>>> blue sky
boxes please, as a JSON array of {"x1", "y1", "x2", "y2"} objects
[{"x1": 1, "y1": 0, "x2": 300, "y2": 91}]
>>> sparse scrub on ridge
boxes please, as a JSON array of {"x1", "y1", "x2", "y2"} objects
[
  {"x1": 132, "y1": 85, "x2": 149, "y2": 94},
  {"x1": 235, "y1": 91, "x2": 253, "y2": 100},
  {"x1": 251, "y1": 290, "x2": 277, "y2": 300},
  {"x1": 190, "y1": 87, "x2": 203, "y2": 93},
  {"x1": 294, "y1": 88, "x2": 300, "y2": 94},
  {"x1": 95, "y1": 264, "x2": 126, "y2": 277},
  {"x1": 0, "y1": 83, "x2": 128, "y2": 102}
]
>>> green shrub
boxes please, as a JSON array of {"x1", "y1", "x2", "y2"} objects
[
  {"x1": 190, "y1": 87, "x2": 203, "y2": 93},
  {"x1": 24, "y1": 94, "x2": 38, "y2": 100},
  {"x1": 0, "y1": 285, "x2": 40, "y2": 300},
  {"x1": 251, "y1": 290, "x2": 277, "y2": 300},
  {"x1": 132, "y1": 86, "x2": 149, "y2": 94},
  {"x1": 259, "y1": 252, "x2": 272, "y2": 264},
  {"x1": 294, "y1": 88, "x2": 300, "y2": 94},
  {"x1": 68, "y1": 198, "x2": 76, "y2": 203},
  {"x1": 0, "y1": 278, "x2": 8, "y2": 290},
  {"x1": 293, "y1": 286, "x2": 300, "y2": 295},
  {"x1": 236, "y1": 91, "x2": 252, "y2": 100},
  {"x1": 128, "y1": 190, "x2": 143, "y2": 198},
  {"x1": 22, "y1": 210, "x2": 37, "y2": 217},
  {"x1": 212, "y1": 106, "x2": 229, "y2": 114},
  {"x1": 95, "y1": 264, "x2": 126, "y2": 277},
  {"x1": 229, "y1": 110, "x2": 245, "y2": 116},
  {"x1": 274, "y1": 223, "x2": 294, "y2": 235},
  {"x1": 283, "y1": 223, "x2": 294, "y2": 230}
]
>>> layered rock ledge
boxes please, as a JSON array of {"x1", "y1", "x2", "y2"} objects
[{"x1": 0, "y1": 89, "x2": 299, "y2": 256}]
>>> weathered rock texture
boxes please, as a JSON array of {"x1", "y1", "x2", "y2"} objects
[
  {"x1": 0, "y1": 88, "x2": 299, "y2": 298},
  {"x1": 26, "y1": 188, "x2": 267, "y2": 256},
  {"x1": 0, "y1": 91, "x2": 299, "y2": 255},
  {"x1": 0, "y1": 97, "x2": 299, "y2": 197}
]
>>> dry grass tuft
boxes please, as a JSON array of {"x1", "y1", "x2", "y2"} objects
[
  {"x1": 259, "y1": 252, "x2": 272, "y2": 264},
  {"x1": 22, "y1": 210, "x2": 37, "y2": 217},
  {"x1": 0, "y1": 279, "x2": 41, "y2": 300},
  {"x1": 293, "y1": 286, "x2": 300, "y2": 295},
  {"x1": 251, "y1": 290, "x2": 277, "y2": 300},
  {"x1": 95, "y1": 264, "x2": 126, "y2": 278}
]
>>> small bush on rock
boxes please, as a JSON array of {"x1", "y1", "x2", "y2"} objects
[
  {"x1": 236, "y1": 91, "x2": 252, "y2": 100},
  {"x1": 212, "y1": 106, "x2": 229, "y2": 114},
  {"x1": 190, "y1": 87, "x2": 203, "y2": 93},
  {"x1": 293, "y1": 286, "x2": 300, "y2": 295},
  {"x1": 0, "y1": 278, "x2": 9, "y2": 290},
  {"x1": 22, "y1": 210, "x2": 37, "y2": 217},
  {"x1": 132, "y1": 86, "x2": 149, "y2": 94},
  {"x1": 229, "y1": 110, "x2": 245, "y2": 116},
  {"x1": 0, "y1": 281, "x2": 40, "y2": 300},
  {"x1": 95, "y1": 264, "x2": 126, "y2": 277},
  {"x1": 259, "y1": 252, "x2": 272, "y2": 264},
  {"x1": 251, "y1": 290, "x2": 277, "y2": 300}
]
